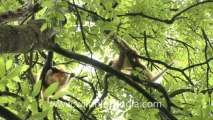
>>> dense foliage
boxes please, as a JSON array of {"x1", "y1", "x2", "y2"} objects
[{"x1": 0, "y1": 0, "x2": 212, "y2": 120}]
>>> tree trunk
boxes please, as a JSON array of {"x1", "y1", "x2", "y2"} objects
[{"x1": 0, "y1": 20, "x2": 51, "y2": 53}]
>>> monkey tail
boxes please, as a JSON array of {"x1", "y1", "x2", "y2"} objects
[{"x1": 151, "y1": 61, "x2": 176, "y2": 83}]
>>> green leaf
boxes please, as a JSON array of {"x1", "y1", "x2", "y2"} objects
[
  {"x1": 54, "y1": 11, "x2": 65, "y2": 21},
  {"x1": 0, "y1": 57, "x2": 5, "y2": 77},
  {"x1": 209, "y1": 77, "x2": 213, "y2": 86},
  {"x1": 23, "y1": 98, "x2": 31, "y2": 108},
  {"x1": 0, "y1": 97, "x2": 9, "y2": 104},
  {"x1": 31, "y1": 100, "x2": 38, "y2": 115},
  {"x1": 31, "y1": 81, "x2": 42, "y2": 97},
  {"x1": 40, "y1": 23, "x2": 48, "y2": 32},
  {"x1": 48, "y1": 109, "x2": 53, "y2": 120},
  {"x1": 12, "y1": 76, "x2": 22, "y2": 82},
  {"x1": 52, "y1": 91, "x2": 67, "y2": 99},
  {"x1": 6, "y1": 59, "x2": 12, "y2": 70},
  {"x1": 103, "y1": 23, "x2": 114, "y2": 30},
  {"x1": 22, "y1": 83, "x2": 30, "y2": 94},
  {"x1": 44, "y1": 82, "x2": 59, "y2": 97},
  {"x1": 6, "y1": 81, "x2": 17, "y2": 89},
  {"x1": 30, "y1": 110, "x2": 48, "y2": 120},
  {"x1": 6, "y1": 65, "x2": 28, "y2": 79},
  {"x1": 0, "y1": 96, "x2": 14, "y2": 104},
  {"x1": 0, "y1": 84, "x2": 5, "y2": 91},
  {"x1": 81, "y1": 0, "x2": 91, "y2": 3},
  {"x1": 41, "y1": 0, "x2": 54, "y2": 7},
  {"x1": 0, "y1": 79, "x2": 8, "y2": 86},
  {"x1": 41, "y1": 101, "x2": 51, "y2": 110}
]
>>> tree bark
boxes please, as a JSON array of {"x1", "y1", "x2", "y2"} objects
[{"x1": 0, "y1": 19, "x2": 50, "y2": 53}]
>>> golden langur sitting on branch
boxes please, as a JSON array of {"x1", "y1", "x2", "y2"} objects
[
  {"x1": 108, "y1": 39, "x2": 176, "y2": 83},
  {"x1": 41, "y1": 66, "x2": 75, "y2": 101}
]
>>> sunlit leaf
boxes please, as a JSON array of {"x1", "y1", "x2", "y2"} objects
[
  {"x1": 22, "y1": 82, "x2": 30, "y2": 94},
  {"x1": 52, "y1": 91, "x2": 67, "y2": 99},
  {"x1": 41, "y1": 101, "x2": 51, "y2": 110},
  {"x1": 12, "y1": 76, "x2": 22, "y2": 82},
  {"x1": 30, "y1": 110, "x2": 48, "y2": 120},
  {"x1": 0, "y1": 96, "x2": 14, "y2": 104},
  {"x1": 31, "y1": 80, "x2": 42, "y2": 97},
  {"x1": 0, "y1": 84, "x2": 5, "y2": 91},
  {"x1": 6, "y1": 59, "x2": 12, "y2": 70},
  {"x1": 41, "y1": 0, "x2": 54, "y2": 7},
  {"x1": 31, "y1": 100, "x2": 38, "y2": 115},
  {"x1": 0, "y1": 57, "x2": 5, "y2": 77},
  {"x1": 44, "y1": 82, "x2": 59, "y2": 97},
  {"x1": 6, "y1": 65, "x2": 28, "y2": 79},
  {"x1": 54, "y1": 11, "x2": 65, "y2": 21},
  {"x1": 40, "y1": 23, "x2": 48, "y2": 32},
  {"x1": 48, "y1": 109, "x2": 53, "y2": 120}
]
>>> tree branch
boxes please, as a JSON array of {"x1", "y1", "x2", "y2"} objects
[
  {"x1": 0, "y1": 19, "x2": 50, "y2": 53},
  {"x1": 118, "y1": 0, "x2": 213, "y2": 24},
  {"x1": 0, "y1": 105, "x2": 21, "y2": 120},
  {"x1": 48, "y1": 43, "x2": 177, "y2": 120}
]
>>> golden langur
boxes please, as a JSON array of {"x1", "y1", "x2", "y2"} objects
[
  {"x1": 41, "y1": 66, "x2": 75, "y2": 101},
  {"x1": 108, "y1": 39, "x2": 175, "y2": 84}
]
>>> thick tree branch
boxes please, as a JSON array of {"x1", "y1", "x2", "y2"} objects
[
  {"x1": 0, "y1": 2, "x2": 42, "y2": 23},
  {"x1": 0, "y1": 7, "x2": 28, "y2": 23},
  {"x1": 0, "y1": 19, "x2": 50, "y2": 53},
  {"x1": 48, "y1": 43, "x2": 177, "y2": 120}
]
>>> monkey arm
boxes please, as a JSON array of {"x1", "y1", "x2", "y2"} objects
[
  {"x1": 121, "y1": 40, "x2": 155, "y2": 81},
  {"x1": 135, "y1": 58, "x2": 147, "y2": 70},
  {"x1": 119, "y1": 38, "x2": 147, "y2": 70},
  {"x1": 108, "y1": 52, "x2": 126, "y2": 70}
]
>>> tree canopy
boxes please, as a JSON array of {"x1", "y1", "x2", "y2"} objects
[{"x1": 0, "y1": 0, "x2": 212, "y2": 120}]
